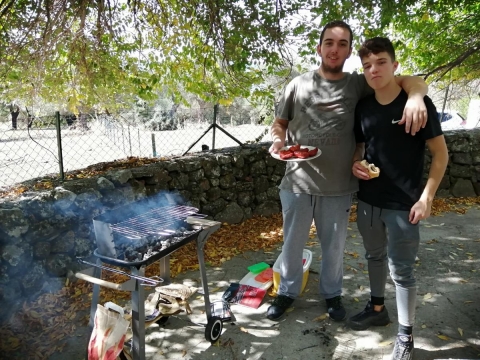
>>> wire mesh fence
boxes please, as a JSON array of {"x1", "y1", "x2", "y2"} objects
[{"x1": 0, "y1": 105, "x2": 271, "y2": 188}]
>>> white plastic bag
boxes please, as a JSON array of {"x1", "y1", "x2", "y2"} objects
[{"x1": 88, "y1": 303, "x2": 129, "y2": 360}]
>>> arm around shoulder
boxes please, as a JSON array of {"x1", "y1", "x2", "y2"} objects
[
  {"x1": 395, "y1": 76, "x2": 428, "y2": 97},
  {"x1": 395, "y1": 75, "x2": 429, "y2": 135}
]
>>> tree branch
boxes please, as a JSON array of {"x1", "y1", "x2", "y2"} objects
[
  {"x1": 420, "y1": 44, "x2": 480, "y2": 81},
  {"x1": 0, "y1": 0, "x2": 15, "y2": 19}
]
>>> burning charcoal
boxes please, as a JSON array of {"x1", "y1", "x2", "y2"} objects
[
  {"x1": 144, "y1": 249, "x2": 153, "y2": 260},
  {"x1": 151, "y1": 243, "x2": 163, "y2": 252},
  {"x1": 164, "y1": 239, "x2": 172, "y2": 247}
]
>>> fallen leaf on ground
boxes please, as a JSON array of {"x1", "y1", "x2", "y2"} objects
[
  {"x1": 222, "y1": 338, "x2": 234, "y2": 347},
  {"x1": 2, "y1": 196, "x2": 480, "y2": 359},
  {"x1": 423, "y1": 293, "x2": 433, "y2": 300},
  {"x1": 379, "y1": 340, "x2": 393, "y2": 347},
  {"x1": 437, "y1": 334, "x2": 450, "y2": 341},
  {"x1": 313, "y1": 313, "x2": 328, "y2": 322},
  {"x1": 458, "y1": 328, "x2": 463, "y2": 336}
]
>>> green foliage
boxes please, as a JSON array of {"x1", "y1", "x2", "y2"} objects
[
  {"x1": 389, "y1": 1, "x2": 480, "y2": 82},
  {"x1": 0, "y1": 0, "x2": 293, "y2": 111},
  {"x1": 0, "y1": 0, "x2": 478, "y2": 111}
]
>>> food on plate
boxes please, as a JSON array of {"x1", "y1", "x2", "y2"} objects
[
  {"x1": 360, "y1": 160, "x2": 380, "y2": 178},
  {"x1": 279, "y1": 150, "x2": 294, "y2": 160},
  {"x1": 277, "y1": 145, "x2": 319, "y2": 160},
  {"x1": 289, "y1": 144, "x2": 301, "y2": 152},
  {"x1": 294, "y1": 150, "x2": 310, "y2": 159},
  {"x1": 308, "y1": 148, "x2": 318, "y2": 157}
]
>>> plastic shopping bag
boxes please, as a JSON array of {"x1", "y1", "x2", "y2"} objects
[{"x1": 88, "y1": 303, "x2": 129, "y2": 360}]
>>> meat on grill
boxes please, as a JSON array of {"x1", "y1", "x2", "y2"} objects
[{"x1": 113, "y1": 226, "x2": 199, "y2": 262}]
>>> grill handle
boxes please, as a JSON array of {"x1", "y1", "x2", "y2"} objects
[
  {"x1": 75, "y1": 271, "x2": 124, "y2": 290},
  {"x1": 76, "y1": 258, "x2": 164, "y2": 286},
  {"x1": 187, "y1": 213, "x2": 208, "y2": 219}
]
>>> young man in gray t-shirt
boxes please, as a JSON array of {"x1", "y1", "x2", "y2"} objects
[{"x1": 267, "y1": 20, "x2": 429, "y2": 321}]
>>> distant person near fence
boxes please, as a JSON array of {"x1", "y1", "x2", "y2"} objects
[{"x1": 9, "y1": 103, "x2": 20, "y2": 130}]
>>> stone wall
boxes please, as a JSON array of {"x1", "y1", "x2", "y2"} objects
[
  {"x1": 436, "y1": 129, "x2": 480, "y2": 197},
  {"x1": 0, "y1": 145, "x2": 285, "y2": 322},
  {"x1": 0, "y1": 129, "x2": 479, "y2": 321}
]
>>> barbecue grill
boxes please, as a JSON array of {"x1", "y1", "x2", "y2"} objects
[{"x1": 75, "y1": 198, "x2": 225, "y2": 360}]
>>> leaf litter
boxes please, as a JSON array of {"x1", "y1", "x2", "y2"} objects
[{"x1": 0, "y1": 195, "x2": 479, "y2": 359}]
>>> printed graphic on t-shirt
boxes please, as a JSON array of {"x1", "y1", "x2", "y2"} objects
[
  {"x1": 298, "y1": 91, "x2": 355, "y2": 148},
  {"x1": 304, "y1": 132, "x2": 340, "y2": 147}
]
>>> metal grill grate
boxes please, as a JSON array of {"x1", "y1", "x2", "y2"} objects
[{"x1": 110, "y1": 205, "x2": 199, "y2": 238}]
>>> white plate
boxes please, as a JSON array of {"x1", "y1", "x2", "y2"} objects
[{"x1": 271, "y1": 146, "x2": 322, "y2": 162}]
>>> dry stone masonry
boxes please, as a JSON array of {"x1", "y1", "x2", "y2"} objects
[{"x1": 0, "y1": 129, "x2": 479, "y2": 322}]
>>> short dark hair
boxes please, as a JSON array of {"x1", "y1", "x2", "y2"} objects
[
  {"x1": 319, "y1": 20, "x2": 353, "y2": 48},
  {"x1": 358, "y1": 37, "x2": 396, "y2": 62}
]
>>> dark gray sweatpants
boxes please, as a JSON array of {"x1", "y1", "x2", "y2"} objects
[{"x1": 357, "y1": 200, "x2": 420, "y2": 327}]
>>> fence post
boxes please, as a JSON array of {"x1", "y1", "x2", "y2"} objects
[
  {"x1": 55, "y1": 111, "x2": 65, "y2": 181},
  {"x1": 151, "y1": 133, "x2": 157, "y2": 157},
  {"x1": 138, "y1": 128, "x2": 141, "y2": 157},
  {"x1": 128, "y1": 125, "x2": 132, "y2": 156},
  {"x1": 121, "y1": 127, "x2": 125, "y2": 153},
  {"x1": 212, "y1": 104, "x2": 218, "y2": 150}
]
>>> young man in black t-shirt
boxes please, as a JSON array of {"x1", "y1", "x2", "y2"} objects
[{"x1": 348, "y1": 37, "x2": 448, "y2": 360}]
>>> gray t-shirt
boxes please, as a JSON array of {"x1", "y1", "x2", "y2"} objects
[{"x1": 276, "y1": 70, "x2": 372, "y2": 196}]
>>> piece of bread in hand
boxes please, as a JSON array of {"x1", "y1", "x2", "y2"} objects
[{"x1": 360, "y1": 160, "x2": 380, "y2": 178}]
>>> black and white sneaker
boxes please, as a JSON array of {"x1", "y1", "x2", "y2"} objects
[
  {"x1": 326, "y1": 296, "x2": 346, "y2": 321},
  {"x1": 391, "y1": 334, "x2": 414, "y2": 360}
]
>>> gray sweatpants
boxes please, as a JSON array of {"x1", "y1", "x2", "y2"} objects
[
  {"x1": 278, "y1": 190, "x2": 352, "y2": 299},
  {"x1": 357, "y1": 200, "x2": 420, "y2": 326}
]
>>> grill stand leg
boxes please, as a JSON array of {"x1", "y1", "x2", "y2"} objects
[
  {"x1": 159, "y1": 256, "x2": 170, "y2": 284},
  {"x1": 196, "y1": 223, "x2": 221, "y2": 322},
  {"x1": 196, "y1": 236, "x2": 212, "y2": 319},
  {"x1": 89, "y1": 258, "x2": 102, "y2": 327},
  {"x1": 131, "y1": 266, "x2": 146, "y2": 360}
]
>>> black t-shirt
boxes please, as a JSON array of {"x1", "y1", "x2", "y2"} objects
[{"x1": 354, "y1": 89, "x2": 443, "y2": 210}]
